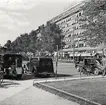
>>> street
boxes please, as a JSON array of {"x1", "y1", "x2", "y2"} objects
[
  {"x1": 0, "y1": 63, "x2": 77, "y2": 105},
  {"x1": 53, "y1": 62, "x2": 79, "y2": 77},
  {"x1": 0, "y1": 62, "x2": 104, "y2": 105},
  {"x1": 0, "y1": 62, "x2": 79, "y2": 105}
]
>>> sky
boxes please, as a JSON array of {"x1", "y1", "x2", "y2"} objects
[{"x1": 0, "y1": 0, "x2": 83, "y2": 46}]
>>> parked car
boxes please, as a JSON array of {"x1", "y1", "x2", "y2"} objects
[
  {"x1": 75, "y1": 57, "x2": 105, "y2": 75},
  {"x1": 0, "y1": 53, "x2": 24, "y2": 79},
  {"x1": 29, "y1": 57, "x2": 54, "y2": 77}
]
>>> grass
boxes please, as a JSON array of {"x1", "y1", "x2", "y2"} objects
[{"x1": 43, "y1": 78, "x2": 106, "y2": 105}]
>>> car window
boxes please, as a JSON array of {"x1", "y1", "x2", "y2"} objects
[
  {"x1": 40, "y1": 59, "x2": 52, "y2": 66},
  {"x1": 31, "y1": 58, "x2": 38, "y2": 62}
]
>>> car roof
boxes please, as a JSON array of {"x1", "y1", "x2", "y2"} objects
[{"x1": 0, "y1": 53, "x2": 22, "y2": 57}]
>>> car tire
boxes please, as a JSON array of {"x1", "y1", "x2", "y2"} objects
[
  {"x1": 94, "y1": 69, "x2": 99, "y2": 75},
  {"x1": 33, "y1": 68, "x2": 38, "y2": 77},
  {"x1": 47, "y1": 74, "x2": 50, "y2": 77},
  {"x1": 102, "y1": 69, "x2": 106, "y2": 76},
  {"x1": 76, "y1": 66, "x2": 80, "y2": 72},
  {"x1": 17, "y1": 74, "x2": 22, "y2": 79}
]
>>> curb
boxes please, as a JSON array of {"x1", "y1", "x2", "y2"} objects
[
  {"x1": 33, "y1": 75, "x2": 106, "y2": 84},
  {"x1": 34, "y1": 82, "x2": 101, "y2": 105}
]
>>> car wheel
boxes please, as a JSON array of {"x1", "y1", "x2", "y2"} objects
[
  {"x1": 102, "y1": 69, "x2": 106, "y2": 76},
  {"x1": 33, "y1": 68, "x2": 38, "y2": 77},
  {"x1": 17, "y1": 75, "x2": 22, "y2": 79},
  {"x1": 76, "y1": 66, "x2": 80, "y2": 72},
  {"x1": 94, "y1": 69, "x2": 99, "y2": 75},
  {"x1": 47, "y1": 74, "x2": 50, "y2": 77}
]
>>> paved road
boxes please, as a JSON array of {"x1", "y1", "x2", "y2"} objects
[{"x1": 53, "y1": 62, "x2": 79, "y2": 77}]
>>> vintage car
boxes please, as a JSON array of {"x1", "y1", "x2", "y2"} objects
[
  {"x1": 75, "y1": 57, "x2": 105, "y2": 75},
  {"x1": 29, "y1": 57, "x2": 54, "y2": 77},
  {"x1": 0, "y1": 53, "x2": 24, "y2": 79}
]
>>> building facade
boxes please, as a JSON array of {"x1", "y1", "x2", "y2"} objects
[{"x1": 48, "y1": 3, "x2": 97, "y2": 57}]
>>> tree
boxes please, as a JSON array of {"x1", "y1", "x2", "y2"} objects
[
  {"x1": 28, "y1": 30, "x2": 38, "y2": 53},
  {"x1": 39, "y1": 22, "x2": 63, "y2": 52},
  {"x1": 5, "y1": 40, "x2": 12, "y2": 51},
  {"x1": 10, "y1": 33, "x2": 30, "y2": 53},
  {"x1": 80, "y1": 0, "x2": 106, "y2": 47},
  {"x1": 4, "y1": 22, "x2": 63, "y2": 54}
]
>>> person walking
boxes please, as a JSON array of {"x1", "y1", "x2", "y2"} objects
[{"x1": 23, "y1": 64, "x2": 28, "y2": 73}]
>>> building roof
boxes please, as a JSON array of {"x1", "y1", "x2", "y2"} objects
[{"x1": 49, "y1": 3, "x2": 83, "y2": 23}]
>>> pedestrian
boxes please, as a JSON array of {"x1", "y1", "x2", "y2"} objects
[
  {"x1": 78, "y1": 54, "x2": 82, "y2": 63},
  {"x1": 23, "y1": 65, "x2": 27, "y2": 73}
]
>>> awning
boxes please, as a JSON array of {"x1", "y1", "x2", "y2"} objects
[
  {"x1": 69, "y1": 53, "x2": 93, "y2": 57},
  {"x1": 61, "y1": 47, "x2": 97, "y2": 52},
  {"x1": 81, "y1": 53, "x2": 92, "y2": 56},
  {"x1": 69, "y1": 53, "x2": 81, "y2": 57}
]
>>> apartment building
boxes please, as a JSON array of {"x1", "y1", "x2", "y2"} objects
[{"x1": 48, "y1": 3, "x2": 97, "y2": 56}]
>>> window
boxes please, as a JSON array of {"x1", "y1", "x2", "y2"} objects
[
  {"x1": 66, "y1": 18, "x2": 71, "y2": 22},
  {"x1": 69, "y1": 34, "x2": 71, "y2": 37},
  {"x1": 72, "y1": 22, "x2": 76, "y2": 25},
  {"x1": 77, "y1": 14, "x2": 78, "y2": 17},
  {"x1": 79, "y1": 44, "x2": 84, "y2": 47},
  {"x1": 67, "y1": 24, "x2": 69, "y2": 27},
  {"x1": 79, "y1": 12, "x2": 81, "y2": 16}
]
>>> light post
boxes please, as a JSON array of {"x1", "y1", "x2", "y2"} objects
[{"x1": 55, "y1": 45, "x2": 58, "y2": 78}]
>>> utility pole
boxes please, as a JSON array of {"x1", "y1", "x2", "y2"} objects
[{"x1": 55, "y1": 45, "x2": 58, "y2": 78}]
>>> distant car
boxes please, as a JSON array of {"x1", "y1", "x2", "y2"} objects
[{"x1": 29, "y1": 57, "x2": 54, "y2": 77}]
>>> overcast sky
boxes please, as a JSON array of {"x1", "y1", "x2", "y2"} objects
[{"x1": 0, "y1": 0, "x2": 83, "y2": 46}]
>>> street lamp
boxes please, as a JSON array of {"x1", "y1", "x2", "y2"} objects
[{"x1": 55, "y1": 45, "x2": 59, "y2": 78}]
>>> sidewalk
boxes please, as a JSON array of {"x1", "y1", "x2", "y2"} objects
[
  {"x1": 0, "y1": 75, "x2": 104, "y2": 105},
  {"x1": 0, "y1": 86, "x2": 79, "y2": 105},
  {"x1": 0, "y1": 80, "x2": 33, "y2": 102}
]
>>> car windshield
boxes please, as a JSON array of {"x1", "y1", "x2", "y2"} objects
[
  {"x1": 40, "y1": 58, "x2": 52, "y2": 66},
  {"x1": 3, "y1": 54, "x2": 22, "y2": 67},
  {"x1": 31, "y1": 58, "x2": 38, "y2": 63}
]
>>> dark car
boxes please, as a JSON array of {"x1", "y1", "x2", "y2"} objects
[
  {"x1": 29, "y1": 57, "x2": 54, "y2": 77},
  {"x1": 0, "y1": 53, "x2": 24, "y2": 79},
  {"x1": 75, "y1": 58, "x2": 105, "y2": 75}
]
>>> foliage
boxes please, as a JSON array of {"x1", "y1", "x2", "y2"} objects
[
  {"x1": 5, "y1": 40, "x2": 12, "y2": 51},
  {"x1": 39, "y1": 22, "x2": 64, "y2": 52},
  {"x1": 5, "y1": 22, "x2": 63, "y2": 53},
  {"x1": 80, "y1": 0, "x2": 106, "y2": 47},
  {"x1": 11, "y1": 33, "x2": 31, "y2": 52}
]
